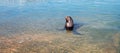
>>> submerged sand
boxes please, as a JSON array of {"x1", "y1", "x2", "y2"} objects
[{"x1": 0, "y1": 32, "x2": 119, "y2": 53}]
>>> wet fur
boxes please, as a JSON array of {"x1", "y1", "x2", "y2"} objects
[{"x1": 65, "y1": 16, "x2": 74, "y2": 31}]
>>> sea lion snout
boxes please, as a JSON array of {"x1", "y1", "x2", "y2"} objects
[{"x1": 65, "y1": 16, "x2": 74, "y2": 31}]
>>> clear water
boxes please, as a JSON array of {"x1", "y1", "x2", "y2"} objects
[{"x1": 0, "y1": 0, "x2": 120, "y2": 53}]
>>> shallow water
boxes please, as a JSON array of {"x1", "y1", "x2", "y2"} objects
[{"x1": 0, "y1": 0, "x2": 120, "y2": 53}]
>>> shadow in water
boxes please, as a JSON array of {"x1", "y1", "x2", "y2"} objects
[
  {"x1": 73, "y1": 23, "x2": 84, "y2": 35},
  {"x1": 57, "y1": 22, "x2": 84, "y2": 35}
]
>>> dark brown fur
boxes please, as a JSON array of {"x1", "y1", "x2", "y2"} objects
[{"x1": 65, "y1": 16, "x2": 74, "y2": 31}]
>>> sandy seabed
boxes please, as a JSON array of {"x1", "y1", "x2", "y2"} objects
[{"x1": 0, "y1": 32, "x2": 119, "y2": 53}]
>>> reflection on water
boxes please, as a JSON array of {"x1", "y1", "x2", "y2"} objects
[{"x1": 0, "y1": 0, "x2": 120, "y2": 53}]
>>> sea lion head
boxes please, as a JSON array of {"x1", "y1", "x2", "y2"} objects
[{"x1": 65, "y1": 16, "x2": 72, "y2": 22}]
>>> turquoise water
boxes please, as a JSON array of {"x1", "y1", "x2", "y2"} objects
[
  {"x1": 0, "y1": 0, "x2": 120, "y2": 53},
  {"x1": 0, "y1": 0, "x2": 120, "y2": 35}
]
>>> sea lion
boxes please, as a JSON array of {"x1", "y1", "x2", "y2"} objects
[{"x1": 65, "y1": 16, "x2": 74, "y2": 31}]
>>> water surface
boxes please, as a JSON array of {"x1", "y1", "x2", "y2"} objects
[{"x1": 0, "y1": 0, "x2": 120, "y2": 53}]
